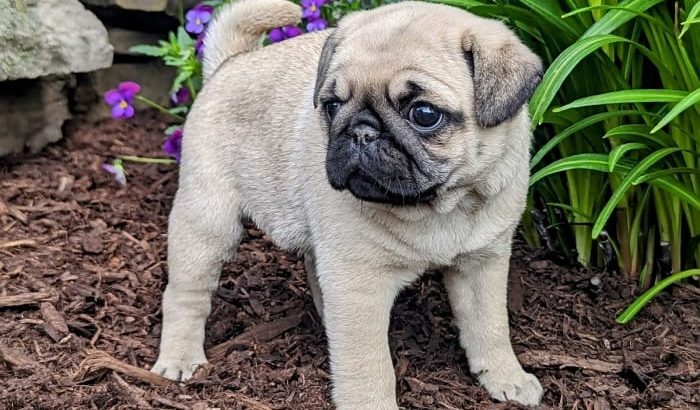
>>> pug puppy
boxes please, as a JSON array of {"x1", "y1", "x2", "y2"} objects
[{"x1": 151, "y1": 0, "x2": 544, "y2": 408}]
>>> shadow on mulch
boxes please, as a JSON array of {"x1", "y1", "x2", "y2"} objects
[{"x1": 1, "y1": 114, "x2": 698, "y2": 409}]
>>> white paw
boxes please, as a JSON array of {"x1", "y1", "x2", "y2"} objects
[
  {"x1": 151, "y1": 352, "x2": 207, "y2": 382},
  {"x1": 479, "y1": 369, "x2": 543, "y2": 406}
]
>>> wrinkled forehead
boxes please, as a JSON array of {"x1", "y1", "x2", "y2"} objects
[{"x1": 327, "y1": 10, "x2": 468, "y2": 108}]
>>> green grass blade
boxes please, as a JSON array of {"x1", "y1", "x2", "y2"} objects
[
  {"x1": 679, "y1": 2, "x2": 700, "y2": 38},
  {"x1": 519, "y1": 0, "x2": 581, "y2": 39},
  {"x1": 562, "y1": 5, "x2": 640, "y2": 19},
  {"x1": 616, "y1": 269, "x2": 700, "y2": 324},
  {"x1": 633, "y1": 168, "x2": 700, "y2": 185},
  {"x1": 555, "y1": 89, "x2": 688, "y2": 112},
  {"x1": 649, "y1": 178, "x2": 700, "y2": 210},
  {"x1": 582, "y1": 0, "x2": 665, "y2": 38},
  {"x1": 529, "y1": 35, "x2": 631, "y2": 128},
  {"x1": 429, "y1": 0, "x2": 486, "y2": 8},
  {"x1": 608, "y1": 142, "x2": 648, "y2": 172},
  {"x1": 530, "y1": 110, "x2": 649, "y2": 169},
  {"x1": 650, "y1": 88, "x2": 700, "y2": 133},
  {"x1": 603, "y1": 124, "x2": 673, "y2": 147},
  {"x1": 530, "y1": 154, "x2": 610, "y2": 186},
  {"x1": 592, "y1": 148, "x2": 684, "y2": 238},
  {"x1": 546, "y1": 202, "x2": 593, "y2": 219}
]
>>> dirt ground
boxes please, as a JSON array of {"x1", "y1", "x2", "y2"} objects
[{"x1": 1, "y1": 114, "x2": 698, "y2": 409}]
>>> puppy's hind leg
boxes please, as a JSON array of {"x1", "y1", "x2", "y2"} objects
[{"x1": 152, "y1": 165, "x2": 243, "y2": 382}]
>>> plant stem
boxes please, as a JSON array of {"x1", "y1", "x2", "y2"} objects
[
  {"x1": 119, "y1": 155, "x2": 177, "y2": 165},
  {"x1": 186, "y1": 78, "x2": 198, "y2": 101},
  {"x1": 135, "y1": 95, "x2": 185, "y2": 121}
]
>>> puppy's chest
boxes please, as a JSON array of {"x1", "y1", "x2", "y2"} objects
[{"x1": 377, "y1": 208, "x2": 506, "y2": 267}]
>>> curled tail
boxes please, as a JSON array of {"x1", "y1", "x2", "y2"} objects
[{"x1": 202, "y1": 0, "x2": 301, "y2": 79}]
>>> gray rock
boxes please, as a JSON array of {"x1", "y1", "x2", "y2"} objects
[
  {"x1": 0, "y1": 0, "x2": 113, "y2": 81},
  {"x1": 80, "y1": 0, "x2": 198, "y2": 16},
  {"x1": 0, "y1": 77, "x2": 71, "y2": 156},
  {"x1": 108, "y1": 27, "x2": 163, "y2": 55}
]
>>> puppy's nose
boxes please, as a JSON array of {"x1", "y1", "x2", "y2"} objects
[
  {"x1": 352, "y1": 124, "x2": 380, "y2": 145},
  {"x1": 349, "y1": 109, "x2": 381, "y2": 145}
]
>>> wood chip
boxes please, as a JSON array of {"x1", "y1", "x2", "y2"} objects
[
  {"x1": 151, "y1": 395, "x2": 190, "y2": 410},
  {"x1": 5, "y1": 203, "x2": 29, "y2": 224},
  {"x1": 111, "y1": 372, "x2": 153, "y2": 409},
  {"x1": 519, "y1": 350, "x2": 623, "y2": 373},
  {"x1": 39, "y1": 302, "x2": 70, "y2": 342},
  {"x1": 230, "y1": 393, "x2": 272, "y2": 410},
  {"x1": 75, "y1": 349, "x2": 170, "y2": 387},
  {"x1": 207, "y1": 313, "x2": 304, "y2": 361},
  {"x1": 0, "y1": 291, "x2": 57, "y2": 307},
  {"x1": 81, "y1": 230, "x2": 104, "y2": 254},
  {"x1": 0, "y1": 345, "x2": 37, "y2": 369},
  {"x1": 0, "y1": 239, "x2": 37, "y2": 250},
  {"x1": 406, "y1": 377, "x2": 440, "y2": 393},
  {"x1": 121, "y1": 231, "x2": 151, "y2": 251}
]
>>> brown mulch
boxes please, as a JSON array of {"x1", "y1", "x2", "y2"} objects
[{"x1": 1, "y1": 113, "x2": 698, "y2": 409}]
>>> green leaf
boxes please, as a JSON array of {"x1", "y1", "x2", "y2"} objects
[
  {"x1": 129, "y1": 44, "x2": 168, "y2": 57},
  {"x1": 554, "y1": 89, "x2": 687, "y2": 112},
  {"x1": 168, "y1": 106, "x2": 189, "y2": 115},
  {"x1": 172, "y1": 69, "x2": 193, "y2": 93},
  {"x1": 429, "y1": 0, "x2": 485, "y2": 8},
  {"x1": 591, "y1": 148, "x2": 683, "y2": 238},
  {"x1": 608, "y1": 142, "x2": 647, "y2": 172},
  {"x1": 651, "y1": 88, "x2": 700, "y2": 133},
  {"x1": 633, "y1": 168, "x2": 700, "y2": 185},
  {"x1": 648, "y1": 178, "x2": 700, "y2": 210},
  {"x1": 582, "y1": 0, "x2": 665, "y2": 38},
  {"x1": 177, "y1": 27, "x2": 194, "y2": 50},
  {"x1": 529, "y1": 35, "x2": 630, "y2": 128},
  {"x1": 530, "y1": 110, "x2": 648, "y2": 168},
  {"x1": 603, "y1": 124, "x2": 672, "y2": 147},
  {"x1": 468, "y1": 4, "x2": 546, "y2": 34},
  {"x1": 545, "y1": 202, "x2": 592, "y2": 219},
  {"x1": 530, "y1": 154, "x2": 611, "y2": 186},
  {"x1": 165, "y1": 124, "x2": 182, "y2": 135},
  {"x1": 616, "y1": 269, "x2": 700, "y2": 324},
  {"x1": 679, "y1": 2, "x2": 700, "y2": 38},
  {"x1": 518, "y1": 0, "x2": 580, "y2": 39}
]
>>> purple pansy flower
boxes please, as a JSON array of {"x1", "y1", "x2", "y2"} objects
[
  {"x1": 102, "y1": 161, "x2": 127, "y2": 186},
  {"x1": 104, "y1": 81, "x2": 140, "y2": 119},
  {"x1": 301, "y1": 0, "x2": 326, "y2": 20},
  {"x1": 163, "y1": 128, "x2": 184, "y2": 162},
  {"x1": 306, "y1": 18, "x2": 328, "y2": 32},
  {"x1": 269, "y1": 25, "x2": 303, "y2": 43},
  {"x1": 185, "y1": 4, "x2": 213, "y2": 34},
  {"x1": 195, "y1": 32, "x2": 206, "y2": 58},
  {"x1": 171, "y1": 87, "x2": 191, "y2": 105}
]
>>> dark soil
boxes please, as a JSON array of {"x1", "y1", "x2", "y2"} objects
[{"x1": 1, "y1": 114, "x2": 698, "y2": 409}]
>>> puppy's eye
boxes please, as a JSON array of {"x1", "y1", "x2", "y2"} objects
[
  {"x1": 408, "y1": 103, "x2": 443, "y2": 132},
  {"x1": 325, "y1": 100, "x2": 342, "y2": 120}
]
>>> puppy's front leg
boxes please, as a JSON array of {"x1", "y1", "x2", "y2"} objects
[
  {"x1": 444, "y1": 238, "x2": 543, "y2": 406},
  {"x1": 317, "y1": 257, "x2": 409, "y2": 410}
]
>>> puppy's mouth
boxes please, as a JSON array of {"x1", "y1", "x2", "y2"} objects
[
  {"x1": 332, "y1": 169, "x2": 438, "y2": 205},
  {"x1": 325, "y1": 124, "x2": 447, "y2": 206}
]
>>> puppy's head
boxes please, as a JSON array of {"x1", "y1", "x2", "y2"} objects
[{"x1": 314, "y1": 2, "x2": 542, "y2": 206}]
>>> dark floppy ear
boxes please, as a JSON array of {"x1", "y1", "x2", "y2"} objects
[
  {"x1": 464, "y1": 24, "x2": 543, "y2": 128},
  {"x1": 313, "y1": 31, "x2": 340, "y2": 109}
]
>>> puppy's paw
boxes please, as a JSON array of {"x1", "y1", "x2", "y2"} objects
[
  {"x1": 151, "y1": 352, "x2": 207, "y2": 382},
  {"x1": 478, "y1": 369, "x2": 543, "y2": 406}
]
